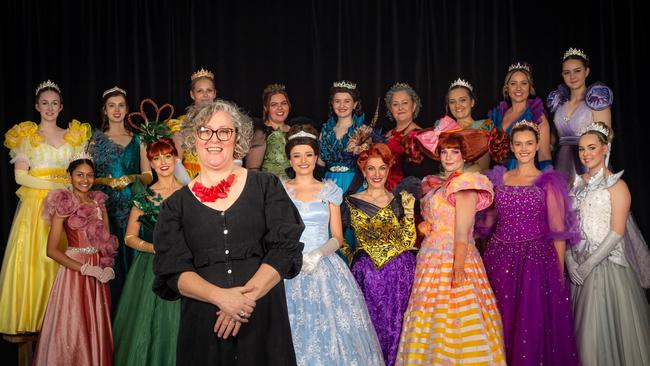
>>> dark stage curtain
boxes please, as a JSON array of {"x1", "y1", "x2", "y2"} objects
[{"x1": 0, "y1": 0, "x2": 648, "y2": 359}]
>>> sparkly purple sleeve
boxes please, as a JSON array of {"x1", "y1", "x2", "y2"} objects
[
  {"x1": 535, "y1": 169, "x2": 581, "y2": 245},
  {"x1": 474, "y1": 166, "x2": 506, "y2": 239},
  {"x1": 529, "y1": 97, "x2": 548, "y2": 123}
]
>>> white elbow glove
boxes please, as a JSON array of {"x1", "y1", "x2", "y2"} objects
[
  {"x1": 576, "y1": 231, "x2": 623, "y2": 282},
  {"x1": 15, "y1": 170, "x2": 66, "y2": 190},
  {"x1": 173, "y1": 159, "x2": 191, "y2": 185},
  {"x1": 301, "y1": 238, "x2": 340, "y2": 273}
]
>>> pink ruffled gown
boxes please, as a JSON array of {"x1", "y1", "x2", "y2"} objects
[{"x1": 33, "y1": 190, "x2": 116, "y2": 366}]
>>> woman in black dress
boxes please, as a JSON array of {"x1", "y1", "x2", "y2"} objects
[{"x1": 153, "y1": 99, "x2": 304, "y2": 365}]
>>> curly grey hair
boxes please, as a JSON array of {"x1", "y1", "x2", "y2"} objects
[
  {"x1": 384, "y1": 82, "x2": 422, "y2": 121},
  {"x1": 180, "y1": 99, "x2": 254, "y2": 160}
]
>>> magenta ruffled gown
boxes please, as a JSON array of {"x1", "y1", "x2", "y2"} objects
[
  {"x1": 33, "y1": 190, "x2": 116, "y2": 366},
  {"x1": 480, "y1": 166, "x2": 581, "y2": 366}
]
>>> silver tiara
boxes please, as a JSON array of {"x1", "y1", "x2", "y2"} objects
[
  {"x1": 332, "y1": 80, "x2": 357, "y2": 90},
  {"x1": 287, "y1": 131, "x2": 318, "y2": 141},
  {"x1": 35, "y1": 80, "x2": 61, "y2": 96},
  {"x1": 580, "y1": 122, "x2": 609, "y2": 137},
  {"x1": 449, "y1": 78, "x2": 473, "y2": 91},
  {"x1": 102, "y1": 86, "x2": 127, "y2": 98},
  {"x1": 69, "y1": 151, "x2": 94, "y2": 163},
  {"x1": 508, "y1": 62, "x2": 531, "y2": 73},
  {"x1": 563, "y1": 47, "x2": 589, "y2": 61}
]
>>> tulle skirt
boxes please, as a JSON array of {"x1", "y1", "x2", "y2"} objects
[
  {"x1": 285, "y1": 253, "x2": 384, "y2": 366},
  {"x1": 572, "y1": 260, "x2": 650, "y2": 366},
  {"x1": 0, "y1": 186, "x2": 64, "y2": 334}
]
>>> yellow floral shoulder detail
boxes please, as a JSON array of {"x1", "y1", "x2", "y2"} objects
[
  {"x1": 166, "y1": 114, "x2": 187, "y2": 133},
  {"x1": 63, "y1": 119, "x2": 92, "y2": 147},
  {"x1": 4, "y1": 121, "x2": 43, "y2": 149}
]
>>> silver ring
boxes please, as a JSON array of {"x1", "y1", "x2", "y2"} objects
[{"x1": 239, "y1": 310, "x2": 246, "y2": 317}]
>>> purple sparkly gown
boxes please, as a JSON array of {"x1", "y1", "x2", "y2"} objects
[
  {"x1": 480, "y1": 166, "x2": 581, "y2": 366},
  {"x1": 345, "y1": 196, "x2": 417, "y2": 366}
]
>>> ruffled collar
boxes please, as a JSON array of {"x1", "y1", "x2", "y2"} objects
[{"x1": 572, "y1": 168, "x2": 624, "y2": 203}]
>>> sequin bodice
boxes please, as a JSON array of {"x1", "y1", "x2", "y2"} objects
[
  {"x1": 346, "y1": 197, "x2": 416, "y2": 269},
  {"x1": 572, "y1": 170, "x2": 626, "y2": 265},
  {"x1": 492, "y1": 185, "x2": 547, "y2": 242}
]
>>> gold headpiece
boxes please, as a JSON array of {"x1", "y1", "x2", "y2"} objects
[
  {"x1": 69, "y1": 150, "x2": 94, "y2": 163},
  {"x1": 332, "y1": 80, "x2": 357, "y2": 90},
  {"x1": 102, "y1": 86, "x2": 127, "y2": 98},
  {"x1": 563, "y1": 47, "x2": 589, "y2": 62},
  {"x1": 512, "y1": 120, "x2": 540, "y2": 134},
  {"x1": 191, "y1": 68, "x2": 214, "y2": 82},
  {"x1": 449, "y1": 78, "x2": 473, "y2": 92},
  {"x1": 264, "y1": 83, "x2": 286, "y2": 94},
  {"x1": 35, "y1": 80, "x2": 61, "y2": 96},
  {"x1": 580, "y1": 122, "x2": 609, "y2": 137}
]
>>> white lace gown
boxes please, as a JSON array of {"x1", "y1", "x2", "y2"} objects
[
  {"x1": 570, "y1": 170, "x2": 650, "y2": 366},
  {"x1": 283, "y1": 181, "x2": 384, "y2": 366}
]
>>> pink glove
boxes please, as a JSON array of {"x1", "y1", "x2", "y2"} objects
[
  {"x1": 99, "y1": 267, "x2": 115, "y2": 283},
  {"x1": 80, "y1": 264, "x2": 104, "y2": 281}
]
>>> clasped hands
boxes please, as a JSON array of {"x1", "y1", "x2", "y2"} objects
[
  {"x1": 213, "y1": 285, "x2": 257, "y2": 339},
  {"x1": 80, "y1": 263, "x2": 115, "y2": 283}
]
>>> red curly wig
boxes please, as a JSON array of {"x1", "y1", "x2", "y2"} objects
[
  {"x1": 357, "y1": 143, "x2": 395, "y2": 171},
  {"x1": 432, "y1": 129, "x2": 509, "y2": 164},
  {"x1": 146, "y1": 137, "x2": 178, "y2": 161}
]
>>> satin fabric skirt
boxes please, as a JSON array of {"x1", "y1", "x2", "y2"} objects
[
  {"x1": 33, "y1": 250, "x2": 112, "y2": 366},
  {"x1": 0, "y1": 186, "x2": 64, "y2": 334}
]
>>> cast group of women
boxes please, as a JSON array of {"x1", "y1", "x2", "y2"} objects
[{"x1": 1, "y1": 47, "x2": 649, "y2": 366}]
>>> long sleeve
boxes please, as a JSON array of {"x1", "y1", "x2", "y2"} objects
[
  {"x1": 261, "y1": 174, "x2": 305, "y2": 279},
  {"x1": 153, "y1": 192, "x2": 195, "y2": 300}
]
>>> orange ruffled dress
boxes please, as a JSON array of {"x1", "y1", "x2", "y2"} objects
[{"x1": 396, "y1": 172, "x2": 506, "y2": 365}]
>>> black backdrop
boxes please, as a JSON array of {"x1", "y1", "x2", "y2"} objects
[{"x1": 0, "y1": 0, "x2": 647, "y2": 359}]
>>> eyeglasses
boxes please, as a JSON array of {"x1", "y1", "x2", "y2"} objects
[{"x1": 197, "y1": 127, "x2": 235, "y2": 142}]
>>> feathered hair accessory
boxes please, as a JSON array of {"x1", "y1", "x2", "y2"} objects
[
  {"x1": 35, "y1": 80, "x2": 61, "y2": 96},
  {"x1": 127, "y1": 99, "x2": 174, "y2": 145},
  {"x1": 508, "y1": 62, "x2": 531, "y2": 73},
  {"x1": 449, "y1": 78, "x2": 473, "y2": 92},
  {"x1": 346, "y1": 97, "x2": 384, "y2": 155},
  {"x1": 512, "y1": 120, "x2": 540, "y2": 135},
  {"x1": 333, "y1": 80, "x2": 357, "y2": 90},
  {"x1": 580, "y1": 122, "x2": 609, "y2": 137},
  {"x1": 563, "y1": 47, "x2": 589, "y2": 62},
  {"x1": 102, "y1": 86, "x2": 126, "y2": 98},
  {"x1": 191, "y1": 68, "x2": 215, "y2": 82}
]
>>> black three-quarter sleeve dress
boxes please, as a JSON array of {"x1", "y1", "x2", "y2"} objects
[{"x1": 153, "y1": 171, "x2": 304, "y2": 365}]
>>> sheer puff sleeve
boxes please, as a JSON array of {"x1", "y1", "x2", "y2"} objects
[
  {"x1": 474, "y1": 166, "x2": 506, "y2": 239},
  {"x1": 320, "y1": 180, "x2": 343, "y2": 206},
  {"x1": 153, "y1": 191, "x2": 195, "y2": 300},
  {"x1": 535, "y1": 168, "x2": 581, "y2": 245},
  {"x1": 261, "y1": 174, "x2": 305, "y2": 279},
  {"x1": 445, "y1": 172, "x2": 494, "y2": 211}
]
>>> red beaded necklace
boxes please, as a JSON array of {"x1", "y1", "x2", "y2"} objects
[{"x1": 192, "y1": 174, "x2": 236, "y2": 202}]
